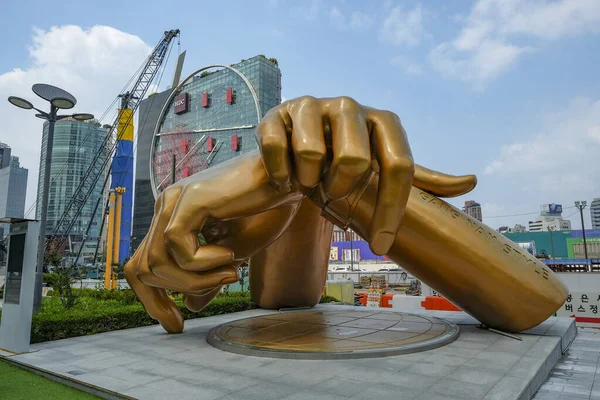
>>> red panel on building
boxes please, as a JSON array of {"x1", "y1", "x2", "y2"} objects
[
  {"x1": 180, "y1": 139, "x2": 188, "y2": 154},
  {"x1": 231, "y1": 135, "x2": 238, "y2": 151},
  {"x1": 207, "y1": 137, "x2": 214, "y2": 152},
  {"x1": 182, "y1": 167, "x2": 190, "y2": 178},
  {"x1": 202, "y1": 92, "x2": 209, "y2": 108},
  {"x1": 226, "y1": 88, "x2": 233, "y2": 104}
]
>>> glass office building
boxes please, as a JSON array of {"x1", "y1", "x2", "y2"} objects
[
  {"x1": 36, "y1": 119, "x2": 109, "y2": 261},
  {"x1": 0, "y1": 145, "x2": 28, "y2": 266},
  {"x1": 132, "y1": 55, "x2": 281, "y2": 251}
]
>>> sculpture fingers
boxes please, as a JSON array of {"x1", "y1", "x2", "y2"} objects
[
  {"x1": 286, "y1": 96, "x2": 326, "y2": 188},
  {"x1": 413, "y1": 164, "x2": 477, "y2": 198},
  {"x1": 124, "y1": 239, "x2": 184, "y2": 334},
  {"x1": 367, "y1": 109, "x2": 415, "y2": 255},
  {"x1": 322, "y1": 96, "x2": 371, "y2": 200},
  {"x1": 146, "y1": 184, "x2": 237, "y2": 288},
  {"x1": 256, "y1": 108, "x2": 292, "y2": 193},
  {"x1": 163, "y1": 155, "x2": 304, "y2": 272},
  {"x1": 183, "y1": 287, "x2": 223, "y2": 312}
]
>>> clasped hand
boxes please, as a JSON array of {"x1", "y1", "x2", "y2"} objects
[{"x1": 124, "y1": 96, "x2": 475, "y2": 333}]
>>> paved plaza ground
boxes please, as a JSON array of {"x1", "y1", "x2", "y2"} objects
[{"x1": 0, "y1": 305, "x2": 592, "y2": 400}]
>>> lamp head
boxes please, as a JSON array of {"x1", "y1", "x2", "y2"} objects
[
  {"x1": 32, "y1": 83, "x2": 77, "y2": 109},
  {"x1": 72, "y1": 113, "x2": 95, "y2": 121},
  {"x1": 8, "y1": 96, "x2": 34, "y2": 110}
]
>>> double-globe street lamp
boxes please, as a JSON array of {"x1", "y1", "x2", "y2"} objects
[{"x1": 8, "y1": 84, "x2": 94, "y2": 310}]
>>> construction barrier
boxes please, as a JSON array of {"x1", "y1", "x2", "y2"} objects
[{"x1": 420, "y1": 296, "x2": 462, "y2": 312}]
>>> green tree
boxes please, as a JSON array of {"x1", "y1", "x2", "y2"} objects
[{"x1": 47, "y1": 252, "x2": 83, "y2": 309}]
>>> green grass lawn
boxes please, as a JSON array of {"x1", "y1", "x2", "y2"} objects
[{"x1": 0, "y1": 360, "x2": 98, "y2": 399}]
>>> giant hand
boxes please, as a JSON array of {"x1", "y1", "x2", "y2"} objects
[
  {"x1": 126, "y1": 96, "x2": 568, "y2": 334},
  {"x1": 256, "y1": 96, "x2": 477, "y2": 255},
  {"x1": 250, "y1": 96, "x2": 478, "y2": 309},
  {"x1": 125, "y1": 152, "x2": 306, "y2": 333}
]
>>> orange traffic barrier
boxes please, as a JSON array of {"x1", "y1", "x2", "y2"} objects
[
  {"x1": 421, "y1": 296, "x2": 462, "y2": 312},
  {"x1": 381, "y1": 294, "x2": 394, "y2": 308},
  {"x1": 359, "y1": 293, "x2": 368, "y2": 306}
]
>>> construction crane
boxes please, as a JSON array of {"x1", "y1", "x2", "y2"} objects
[{"x1": 45, "y1": 29, "x2": 180, "y2": 262}]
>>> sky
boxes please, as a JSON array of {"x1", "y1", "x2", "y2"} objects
[{"x1": 1, "y1": 0, "x2": 599, "y2": 230}]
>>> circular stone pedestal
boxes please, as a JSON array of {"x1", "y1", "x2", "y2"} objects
[{"x1": 207, "y1": 310, "x2": 459, "y2": 360}]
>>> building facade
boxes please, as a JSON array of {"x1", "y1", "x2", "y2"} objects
[
  {"x1": 462, "y1": 200, "x2": 482, "y2": 222},
  {"x1": 132, "y1": 55, "x2": 281, "y2": 252},
  {"x1": 131, "y1": 90, "x2": 173, "y2": 252},
  {"x1": 497, "y1": 224, "x2": 526, "y2": 234},
  {"x1": 504, "y1": 229, "x2": 600, "y2": 259},
  {"x1": 528, "y1": 203, "x2": 571, "y2": 232},
  {"x1": 591, "y1": 198, "x2": 600, "y2": 230},
  {"x1": 0, "y1": 145, "x2": 28, "y2": 266},
  {"x1": 35, "y1": 119, "x2": 109, "y2": 262},
  {"x1": 0, "y1": 142, "x2": 11, "y2": 169}
]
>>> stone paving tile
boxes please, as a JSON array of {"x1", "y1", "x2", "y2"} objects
[
  {"x1": 223, "y1": 381, "x2": 300, "y2": 400},
  {"x1": 426, "y1": 378, "x2": 494, "y2": 400},
  {"x1": 403, "y1": 361, "x2": 455, "y2": 377},
  {"x1": 446, "y1": 366, "x2": 504, "y2": 386},
  {"x1": 74, "y1": 372, "x2": 139, "y2": 392},
  {"x1": 532, "y1": 328, "x2": 600, "y2": 400},
  {"x1": 284, "y1": 390, "x2": 349, "y2": 400},
  {"x1": 121, "y1": 385, "x2": 173, "y2": 400},
  {"x1": 483, "y1": 376, "x2": 530, "y2": 400},
  {"x1": 350, "y1": 383, "x2": 423, "y2": 399},
  {"x1": 384, "y1": 371, "x2": 442, "y2": 390},
  {"x1": 146, "y1": 378, "x2": 228, "y2": 400},
  {"x1": 312, "y1": 376, "x2": 374, "y2": 397}
]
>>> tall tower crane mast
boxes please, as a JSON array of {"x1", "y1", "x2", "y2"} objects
[{"x1": 46, "y1": 29, "x2": 180, "y2": 256}]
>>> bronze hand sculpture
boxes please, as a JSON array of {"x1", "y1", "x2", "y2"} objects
[{"x1": 125, "y1": 96, "x2": 568, "y2": 334}]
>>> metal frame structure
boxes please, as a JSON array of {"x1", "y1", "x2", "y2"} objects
[
  {"x1": 45, "y1": 29, "x2": 180, "y2": 257},
  {"x1": 149, "y1": 64, "x2": 262, "y2": 200}
]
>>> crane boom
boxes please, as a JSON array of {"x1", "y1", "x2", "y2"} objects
[{"x1": 46, "y1": 29, "x2": 180, "y2": 255}]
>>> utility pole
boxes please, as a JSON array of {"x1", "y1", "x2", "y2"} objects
[
  {"x1": 547, "y1": 226, "x2": 555, "y2": 259},
  {"x1": 347, "y1": 230, "x2": 354, "y2": 271},
  {"x1": 574, "y1": 201, "x2": 589, "y2": 260}
]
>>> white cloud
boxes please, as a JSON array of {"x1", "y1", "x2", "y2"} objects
[
  {"x1": 431, "y1": 0, "x2": 600, "y2": 85},
  {"x1": 484, "y1": 97, "x2": 600, "y2": 194},
  {"x1": 350, "y1": 12, "x2": 374, "y2": 31},
  {"x1": 0, "y1": 25, "x2": 152, "y2": 215},
  {"x1": 390, "y1": 56, "x2": 424, "y2": 75},
  {"x1": 291, "y1": 0, "x2": 323, "y2": 22},
  {"x1": 328, "y1": 7, "x2": 373, "y2": 32},
  {"x1": 329, "y1": 7, "x2": 347, "y2": 30},
  {"x1": 430, "y1": 40, "x2": 532, "y2": 86},
  {"x1": 379, "y1": 5, "x2": 424, "y2": 46},
  {"x1": 270, "y1": 28, "x2": 285, "y2": 37}
]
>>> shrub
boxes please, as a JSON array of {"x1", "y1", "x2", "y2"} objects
[
  {"x1": 47, "y1": 288, "x2": 139, "y2": 304},
  {"x1": 26, "y1": 295, "x2": 255, "y2": 343},
  {"x1": 319, "y1": 295, "x2": 340, "y2": 303},
  {"x1": 43, "y1": 273, "x2": 59, "y2": 288}
]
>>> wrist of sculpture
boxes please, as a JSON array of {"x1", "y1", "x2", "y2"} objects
[{"x1": 310, "y1": 169, "x2": 568, "y2": 333}]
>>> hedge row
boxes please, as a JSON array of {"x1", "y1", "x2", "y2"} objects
[
  {"x1": 0, "y1": 291, "x2": 339, "y2": 344},
  {"x1": 46, "y1": 287, "x2": 139, "y2": 304},
  {"x1": 0, "y1": 295, "x2": 255, "y2": 344}
]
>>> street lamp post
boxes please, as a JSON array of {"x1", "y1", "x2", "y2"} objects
[
  {"x1": 547, "y1": 226, "x2": 555, "y2": 259},
  {"x1": 8, "y1": 84, "x2": 94, "y2": 310},
  {"x1": 574, "y1": 201, "x2": 589, "y2": 260}
]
